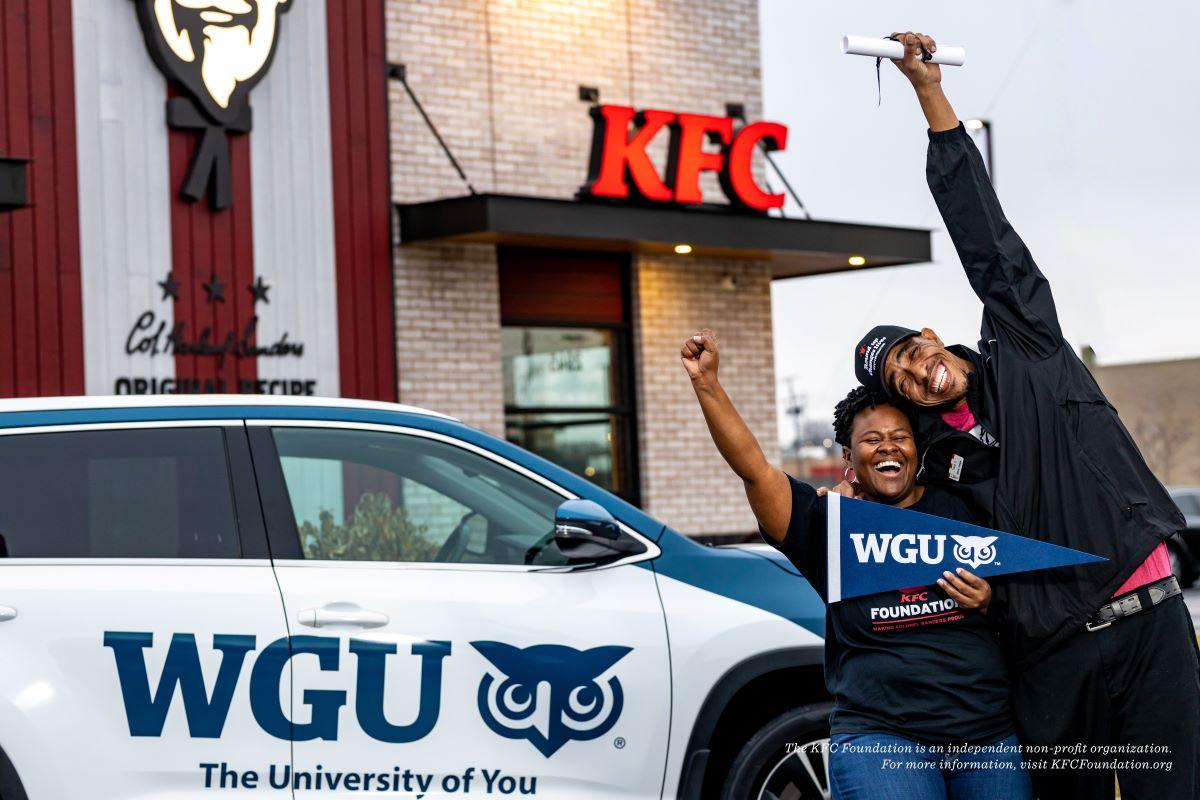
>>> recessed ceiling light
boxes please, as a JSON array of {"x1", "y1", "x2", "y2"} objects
[
  {"x1": 848, "y1": 255, "x2": 867, "y2": 267},
  {"x1": 674, "y1": 244, "x2": 693, "y2": 255}
]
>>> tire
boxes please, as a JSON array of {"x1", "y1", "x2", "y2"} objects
[{"x1": 719, "y1": 702, "x2": 833, "y2": 800}]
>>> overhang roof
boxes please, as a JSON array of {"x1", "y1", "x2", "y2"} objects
[{"x1": 396, "y1": 193, "x2": 931, "y2": 279}]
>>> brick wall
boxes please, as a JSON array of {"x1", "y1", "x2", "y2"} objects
[
  {"x1": 385, "y1": 0, "x2": 762, "y2": 200},
  {"x1": 626, "y1": 0, "x2": 764, "y2": 205},
  {"x1": 385, "y1": 0, "x2": 495, "y2": 202},
  {"x1": 392, "y1": 243, "x2": 505, "y2": 435},
  {"x1": 386, "y1": 0, "x2": 773, "y2": 534},
  {"x1": 633, "y1": 256, "x2": 778, "y2": 536}
]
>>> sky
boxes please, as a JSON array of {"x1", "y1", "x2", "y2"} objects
[{"x1": 760, "y1": 0, "x2": 1200, "y2": 444}]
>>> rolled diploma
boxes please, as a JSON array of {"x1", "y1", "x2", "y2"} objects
[{"x1": 841, "y1": 35, "x2": 966, "y2": 66}]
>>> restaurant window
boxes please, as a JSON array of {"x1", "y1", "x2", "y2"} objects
[{"x1": 499, "y1": 247, "x2": 639, "y2": 505}]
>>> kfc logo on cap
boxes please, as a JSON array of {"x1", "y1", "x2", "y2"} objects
[
  {"x1": 854, "y1": 325, "x2": 919, "y2": 397},
  {"x1": 861, "y1": 336, "x2": 887, "y2": 377}
]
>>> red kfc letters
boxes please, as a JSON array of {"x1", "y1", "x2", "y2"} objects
[{"x1": 581, "y1": 104, "x2": 787, "y2": 212}]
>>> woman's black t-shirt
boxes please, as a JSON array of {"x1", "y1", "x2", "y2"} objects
[{"x1": 765, "y1": 476, "x2": 1013, "y2": 747}]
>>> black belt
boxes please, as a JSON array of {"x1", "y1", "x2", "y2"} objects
[{"x1": 1086, "y1": 575, "x2": 1181, "y2": 632}]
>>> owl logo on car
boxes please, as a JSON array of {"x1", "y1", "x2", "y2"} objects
[
  {"x1": 951, "y1": 535, "x2": 999, "y2": 569},
  {"x1": 471, "y1": 641, "x2": 631, "y2": 757}
]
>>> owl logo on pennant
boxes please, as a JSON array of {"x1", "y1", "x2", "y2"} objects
[{"x1": 951, "y1": 535, "x2": 999, "y2": 569}]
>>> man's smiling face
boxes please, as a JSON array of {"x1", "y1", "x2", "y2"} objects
[{"x1": 882, "y1": 327, "x2": 971, "y2": 408}]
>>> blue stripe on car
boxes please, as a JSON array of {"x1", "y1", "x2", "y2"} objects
[{"x1": 646, "y1": 531, "x2": 826, "y2": 636}]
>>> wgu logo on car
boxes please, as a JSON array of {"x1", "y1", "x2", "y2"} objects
[{"x1": 104, "y1": 632, "x2": 630, "y2": 759}]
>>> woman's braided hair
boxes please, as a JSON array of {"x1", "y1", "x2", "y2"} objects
[{"x1": 832, "y1": 385, "x2": 916, "y2": 448}]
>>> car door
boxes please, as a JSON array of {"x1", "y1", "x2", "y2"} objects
[
  {"x1": 247, "y1": 420, "x2": 670, "y2": 799},
  {"x1": 0, "y1": 421, "x2": 291, "y2": 799}
]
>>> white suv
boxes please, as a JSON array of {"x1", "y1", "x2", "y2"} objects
[{"x1": 0, "y1": 396, "x2": 829, "y2": 799}]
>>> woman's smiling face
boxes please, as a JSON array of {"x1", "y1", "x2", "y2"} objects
[{"x1": 844, "y1": 404, "x2": 921, "y2": 504}]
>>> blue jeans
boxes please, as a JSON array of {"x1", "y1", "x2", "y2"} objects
[{"x1": 829, "y1": 732, "x2": 1032, "y2": 800}]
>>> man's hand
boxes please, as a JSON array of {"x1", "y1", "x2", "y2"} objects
[
  {"x1": 888, "y1": 31, "x2": 957, "y2": 132},
  {"x1": 890, "y1": 31, "x2": 941, "y2": 90},
  {"x1": 681, "y1": 329, "x2": 720, "y2": 385},
  {"x1": 938, "y1": 568, "x2": 991, "y2": 614},
  {"x1": 817, "y1": 481, "x2": 863, "y2": 500}
]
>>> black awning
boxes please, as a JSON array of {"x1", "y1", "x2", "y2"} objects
[
  {"x1": 396, "y1": 193, "x2": 931, "y2": 279},
  {"x1": 0, "y1": 158, "x2": 28, "y2": 211}
]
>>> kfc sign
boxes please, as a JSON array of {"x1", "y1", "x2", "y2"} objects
[
  {"x1": 132, "y1": 0, "x2": 293, "y2": 209},
  {"x1": 580, "y1": 105, "x2": 788, "y2": 212}
]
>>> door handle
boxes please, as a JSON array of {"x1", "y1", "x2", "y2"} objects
[
  {"x1": 297, "y1": 604, "x2": 389, "y2": 629},
  {"x1": 0, "y1": 606, "x2": 16, "y2": 622}
]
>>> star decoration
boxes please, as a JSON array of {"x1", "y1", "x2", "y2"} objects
[
  {"x1": 158, "y1": 271, "x2": 181, "y2": 302},
  {"x1": 249, "y1": 276, "x2": 271, "y2": 305},
  {"x1": 202, "y1": 274, "x2": 226, "y2": 303}
]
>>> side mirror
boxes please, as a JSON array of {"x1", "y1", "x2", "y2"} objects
[{"x1": 554, "y1": 499, "x2": 644, "y2": 562}]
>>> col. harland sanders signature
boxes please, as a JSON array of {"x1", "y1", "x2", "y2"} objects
[{"x1": 124, "y1": 310, "x2": 304, "y2": 368}]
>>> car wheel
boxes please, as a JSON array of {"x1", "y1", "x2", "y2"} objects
[{"x1": 719, "y1": 703, "x2": 833, "y2": 800}]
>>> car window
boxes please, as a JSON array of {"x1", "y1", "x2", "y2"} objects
[
  {"x1": 271, "y1": 427, "x2": 569, "y2": 566},
  {"x1": 0, "y1": 428, "x2": 240, "y2": 558},
  {"x1": 1173, "y1": 492, "x2": 1200, "y2": 516}
]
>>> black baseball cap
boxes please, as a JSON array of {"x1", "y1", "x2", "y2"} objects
[{"x1": 854, "y1": 325, "x2": 919, "y2": 397}]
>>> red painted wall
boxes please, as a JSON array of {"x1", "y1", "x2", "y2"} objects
[
  {"x1": 326, "y1": 0, "x2": 397, "y2": 402},
  {"x1": 499, "y1": 248, "x2": 628, "y2": 325},
  {"x1": 167, "y1": 86, "x2": 259, "y2": 394},
  {"x1": 0, "y1": 1, "x2": 398, "y2": 401},
  {"x1": 0, "y1": 0, "x2": 84, "y2": 397}
]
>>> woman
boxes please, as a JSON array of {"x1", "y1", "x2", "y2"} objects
[{"x1": 682, "y1": 329, "x2": 1029, "y2": 800}]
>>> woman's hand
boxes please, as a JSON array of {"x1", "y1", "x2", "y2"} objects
[
  {"x1": 938, "y1": 568, "x2": 991, "y2": 614},
  {"x1": 681, "y1": 329, "x2": 720, "y2": 386},
  {"x1": 817, "y1": 481, "x2": 863, "y2": 499}
]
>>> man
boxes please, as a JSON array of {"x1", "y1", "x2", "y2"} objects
[{"x1": 852, "y1": 31, "x2": 1199, "y2": 800}]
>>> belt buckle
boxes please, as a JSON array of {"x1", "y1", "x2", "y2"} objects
[{"x1": 1086, "y1": 592, "x2": 1144, "y2": 632}]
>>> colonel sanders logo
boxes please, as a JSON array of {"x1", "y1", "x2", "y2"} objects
[{"x1": 132, "y1": 0, "x2": 292, "y2": 209}]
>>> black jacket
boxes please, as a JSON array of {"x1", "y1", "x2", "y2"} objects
[{"x1": 916, "y1": 122, "x2": 1184, "y2": 669}]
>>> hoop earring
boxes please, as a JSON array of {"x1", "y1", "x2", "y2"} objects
[{"x1": 843, "y1": 466, "x2": 856, "y2": 484}]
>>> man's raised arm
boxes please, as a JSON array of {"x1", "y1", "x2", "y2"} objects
[{"x1": 892, "y1": 32, "x2": 1063, "y2": 358}]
